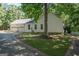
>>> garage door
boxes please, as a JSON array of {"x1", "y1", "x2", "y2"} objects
[{"x1": 18, "y1": 28, "x2": 25, "y2": 32}]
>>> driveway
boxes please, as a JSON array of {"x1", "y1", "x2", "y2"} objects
[
  {"x1": 0, "y1": 31, "x2": 44, "y2": 56},
  {"x1": 65, "y1": 32, "x2": 79, "y2": 56}
]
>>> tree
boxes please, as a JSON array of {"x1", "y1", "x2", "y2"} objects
[
  {"x1": 21, "y1": 3, "x2": 79, "y2": 33},
  {"x1": 50, "y1": 3, "x2": 79, "y2": 32},
  {"x1": 21, "y1": 3, "x2": 50, "y2": 36},
  {"x1": 0, "y1": 4, "x2": 6, "y2": 30},
  {"x1": 0, "y1": 4, "x2": 26, "y2": 30},
  {"x1": 21, "y1": 3, "x2": 43, "y2": 21},
  {"x1": 21, "y1": 4, "x2": 46, "y2": 35},
  {"x1": 44, "y1": 3, "x2": 48, "y2": 35}
]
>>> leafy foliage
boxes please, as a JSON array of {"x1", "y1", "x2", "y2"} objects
[
  {"x1": 21, "y1": 3, "x2": 79, "y2": 32},
  {"x1": 50, "y1": 4, "x2": 79, "y2": 31},
  {"x1": 21, "y1": 3, "x2": 43, "y2": 22},
  {"x1": 0, "y1": 4, "x2": 26, "y2": 30},
  {"x1": 0, "y1": 3, "x2": 79, "y2": 31}
]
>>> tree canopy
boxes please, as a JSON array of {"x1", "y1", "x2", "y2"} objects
[
  {"x1": 21, "y1": 3, "x2": 79, "y2": 32},
  {"x1": 21, "y1": 3, "x2": 43, "y2": 22},
  {"x1": 0, "y1": 3, "x2": 79, "y2": 31},
  {"x1": 48, "y1": 4, "x2": 79, "y2": 31},
  {"x1": 0, "y1": 4, "x2": 26, "y2": 30}
]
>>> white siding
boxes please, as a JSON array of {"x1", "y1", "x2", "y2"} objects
[
  {"x1": 32, "y1": 17, "x2": 44, "y2": 32},
  {"x1": 24, "y1": 20, "x2": 44, "y2": 32},
  {"x1": 10, "y1": 13, "x2": 64, "y2": 33},
  {"x1": 10, "y1": 24, "x2": 25, "y2": 32},
  {"x1": 30, "y1": 13, "x2": 64, "y2": 33},
  {"x1": 47, "y1": 13, "x2": 64, "y2": 33},
  {"x1": 25, "y1": 23, "x2": 32, "y2": 32}
]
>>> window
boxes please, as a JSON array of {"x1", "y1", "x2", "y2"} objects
[
  {"x1": 41, "y1": 24, "x2": 43, "y2": 30},
  {"x1": 35, "y1": 24, "x2": 37, "y2": 30},
  {"x1": 28, "y1": 24, "x2": 30, "y2": 30}
]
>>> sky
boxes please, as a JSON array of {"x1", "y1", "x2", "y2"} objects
[{"x1": 7, "y1": 3, "x2": 21, "y2": 6}]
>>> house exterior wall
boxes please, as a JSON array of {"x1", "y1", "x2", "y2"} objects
[
  {"x1": 10, "y1": 13, "x2": 64, "y2": 33},
  {"x1": 24, "y1": 13, "x2": 64, "y2": 33},
  {"x1": 47, "y1": 13, "x2": 64, "y2": 33},
  {"x1": 10, "y1": 24, "x2": 25, "y2": 32},
  {"x1": 31, "y1": 17, "x2": 44, "y2": 32},
  {"x1": 24, "y1": 23, "x2": 33, "y2": 32},
  {"x1": 24, "y1": 20, "x2": 44, "y2": 32}
]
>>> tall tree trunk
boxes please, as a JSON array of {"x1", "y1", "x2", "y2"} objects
[{"x1": 44, "y1": 3, "x2": 48, "y2": 36}]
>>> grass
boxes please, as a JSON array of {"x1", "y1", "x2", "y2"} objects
[{"x1": 23, "y1": 35, "x2": 71, "y2": 56}]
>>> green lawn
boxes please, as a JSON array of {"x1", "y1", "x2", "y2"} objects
[{"x1": 23, "y1": 36, "x2": 71, "y2": 56}]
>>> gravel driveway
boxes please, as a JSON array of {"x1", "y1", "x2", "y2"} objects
[{"x1": 0, "y1": 31, "x2": 44, "y2": 56}]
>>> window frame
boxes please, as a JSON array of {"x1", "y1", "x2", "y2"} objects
[
  {"x1": 41, "y1": 24, "x2": 43, "y2": 30},
  {"x1": 28, "y1": 24, "x2": 30, "y2": 30},
  {"x1": 34, "y1": 24, "x2": 37, "y2": 30}
]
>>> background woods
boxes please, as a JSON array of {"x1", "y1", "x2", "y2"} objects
[{"x1": 0, "y1": 3, "x2": 79, "y2": 32}]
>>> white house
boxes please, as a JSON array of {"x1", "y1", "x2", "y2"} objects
[{"x1": 10, "y1": 13, "x2": 64, "y2": 33}]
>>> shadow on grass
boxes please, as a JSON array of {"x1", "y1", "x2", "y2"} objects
[{"x1": 23, "y1": 36, "x2": 71, "y2": 56}]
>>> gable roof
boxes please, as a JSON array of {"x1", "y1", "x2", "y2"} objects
[
  {"x1": 11, "y1": 13, "x2": 63, "y2": 25},
  {"x1": 11, "y1": 19, "x2": 33, "y2": 25}
]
